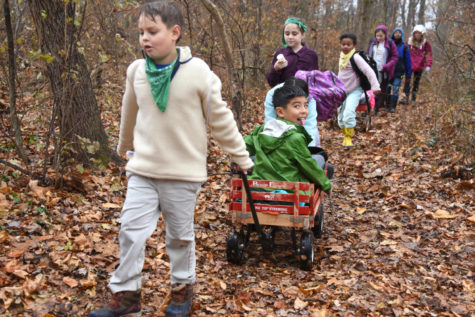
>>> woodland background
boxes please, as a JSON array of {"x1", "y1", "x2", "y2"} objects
[{"x1": 0, "y1": 0, "x2": 474, "y2": 316}]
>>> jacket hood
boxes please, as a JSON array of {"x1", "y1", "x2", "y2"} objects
[
  {"x1": 413, "y1": 24, "x2": 426, "y2": 34},
  {"x1": 391, "y1": 27, "x2": 405, "y2": 40},
  {"x1": 374, "y1": 25, "x2": 388, "y2": 36},
  {"x1": 258, "y1": 119, "x2": 310, "y2": 154},
  {"x1": 372, "y1": 25, "x2": 390, "y2": 48}
]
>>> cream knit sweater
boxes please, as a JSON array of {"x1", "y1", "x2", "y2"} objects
[{"x1": 117, "y1": 46, "x2": 253, "y2": 182}]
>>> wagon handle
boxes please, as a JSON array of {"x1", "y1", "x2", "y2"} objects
[{"x1": 239, "y1": 171, "x2": 264, "y2": 239}]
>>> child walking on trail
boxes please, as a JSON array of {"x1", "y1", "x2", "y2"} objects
[
  {"x1": 388, "y1": 27, "x2": 412, "y2": 112},
  {"x1": 367, "y1": 25, "x2": 398, "y2": 115},
  {"x1": 338, "y1": 33, "x2": 380, "y2": 147},
  {"x1": 244, "y1": 85, "x2": 331, "y2": 193},
  {"x1": 402, "y1": 24, "x2": 432, "y2": 105},
  {"x1": 264, "y1": 77, "x2": 320, "y2": 146},
  {"x1": 266, "y1": 17, "x2": 319, "y2": 88},
  {"x1": 89, "y1": 1, "x2": 253, "y2": 317}
]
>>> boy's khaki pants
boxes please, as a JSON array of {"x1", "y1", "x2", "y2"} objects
[{"x1": 108, "y1": 173, "x2": 201, "y2": 293}]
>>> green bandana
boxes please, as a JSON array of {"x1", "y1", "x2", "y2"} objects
[
  {"x1": 282, "y1": 18, "x2": 307, "y2": 48},
  {"x1": 144, "y1": 51, "x2": 179, "y2": 112}
]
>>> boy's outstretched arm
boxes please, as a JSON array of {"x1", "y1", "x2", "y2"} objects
[{"x1": 204, "y1": 73, "x2": 253, "y2": 170}]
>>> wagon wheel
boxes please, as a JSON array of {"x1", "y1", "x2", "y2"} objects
[
  {"x1": 312, "y1": 205, "x2": 324, "y2": 238},
  {"x1": 226, "y1": 229, "x2": 245, "y2": 265},
  {"x1": 260, "y1": 227, "x2": 275, "y2": 254},
  {"x1": 299, "y1": 231, "x2": 314, "y2": 271}
]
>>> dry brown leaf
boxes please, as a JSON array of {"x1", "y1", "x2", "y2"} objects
[
  {"x1": 5, "y1": 259, "x2": 19, "y2": 273},
  {"x1": 219, "y1": 280, "x2": 227, "y2": 290},
  {"x1": 0, "y1": 182, "x2": 12, "y2": 194},
  {"x1": 13, "y1": 269, "x2": 29, "y2": 279},
  {"x1": 294, "y1": 297, "x2": 308, "y2": 310},
  {"x1": 274, "y1": 300, "x2": 287, "y2": 309},
  {"x1": 8, "y1": 249, "x2": 24, "y2": 258},
  {"x1": 467, "y1": 215, "x2": 475, "y2": 223},
  {"x1": 0, "y1": 231, "x2": 10, "y2": 243},
  {"x1": 368, "y1": 281, "x2": 384, "y2": 291},
  {"x1": 433, "y1": 209, "x2": 456, "y2": 219},
  {"x1": 102, "y1": 202, "x2": 121, "y2": 209},
  {"x1": 311, "y1": 308, "x2": 327, "y2": 317},
  {"x1": 63, "y1": 276, "x2": 78, "y2": 288},
  {"x1": 356, "y1": 207, "x2": 367, "y2": 214}
]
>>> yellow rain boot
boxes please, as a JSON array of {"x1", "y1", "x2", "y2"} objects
[
  {"x1": 342, "y1": 128, "x2": 349, "y2": 146},
  {"x1": 345, "y1": 128, "x2": 354, "y2": 147}
]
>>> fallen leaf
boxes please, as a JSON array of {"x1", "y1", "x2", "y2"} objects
[
  {"x1": 8, "y1": 249, "x2": 24, "y2": 258},
  {"x1": 102, "y1": 202, "x2": 121, "y2": 209},
  {"x1": 219, "y1": 280, "x2": 226, "y2": 290},
  {"x1": 274, "y1": 300, "x2": 287, "y2": 309},
  {"x1": 433, "y1": 209, "x2": 456, "y2": 219},
  {"x1": 467, "y1": 215, "x2": 475, "y2": 223},
  {"x1": 0, "y1": 231, "x2": 10, "y2": 243},
  {"x1": 311, "y1": 308, "x2": 327, "y2": 317},
  {"x1": 356, "y1": 207, "x2": 367, "y2": 214},
  {"x1": 13, "y1": 270, "x2": 29, "y2": 279},
  {"x1": 294, "y1": 297, "x2": 308, "y2": 310},
  {"x1": 63, "y1": 276, "x2": 78, "y2": 288}
]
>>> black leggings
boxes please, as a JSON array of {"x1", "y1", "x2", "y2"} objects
[
  {"x1": 375, "y1": 76, "x2": 389, "y2": 111},
  {"x1": 404, "y1": 71, "x2": 422, "y2": 95}
]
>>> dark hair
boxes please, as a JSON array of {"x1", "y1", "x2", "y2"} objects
[
  {"x1": 339, "y1": 33, "x2": 357, "y2": 45},
  {"x1": 139, "y1": 1, "x2": 184, "y2": 42},
  {"x1": 273, "y1": 85, "x2": 307, "y2": 109},
  {"x1": 283, "y1": 77, "x2": 309, "y2": 97}
]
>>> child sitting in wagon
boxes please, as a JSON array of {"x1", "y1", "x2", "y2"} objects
[{"x1": 244, "y1": 85, "x2": 331, "y2": 193}]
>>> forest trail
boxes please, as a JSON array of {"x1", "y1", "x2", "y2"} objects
[{"x1": 0, "y1": 90, "x2": 473, "y2": 316}]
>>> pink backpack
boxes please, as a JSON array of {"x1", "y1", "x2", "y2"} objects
[{"x1": 295, "y1": 70, "x2": 347, "y2": 122}]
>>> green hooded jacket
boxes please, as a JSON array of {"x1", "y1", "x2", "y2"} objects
[{"x1": 244, "y1": 119, "x2": 331, "y2": 192}]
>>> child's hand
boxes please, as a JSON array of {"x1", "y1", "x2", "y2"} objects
[
  {"x1": 274, "y1": 57, "x2": 288, "y2": 71},
  {"x1": 373, "y1": 90, "x2": 381, "y2": 96},
  {"x1": 230, "y1": 163, "x2": 248, "y2": 175}
]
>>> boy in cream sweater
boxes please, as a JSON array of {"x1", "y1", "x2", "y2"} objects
[{"x1": 89, "y1": 2, "x2": 253, "y2": 316}]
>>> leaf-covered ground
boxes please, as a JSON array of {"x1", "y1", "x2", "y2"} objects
[{"x1": 0, "y1": 88, "x2": 473, "y2": 316}]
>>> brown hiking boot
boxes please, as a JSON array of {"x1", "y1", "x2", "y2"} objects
[
  {"x1": 89, "y1": 290, "x2": 141, "y2": 317},
  {"x1": 165, "y1": 283, "x2": 194, "y2": 317}
]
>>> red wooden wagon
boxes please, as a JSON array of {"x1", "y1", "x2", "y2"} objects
[{"x1": 226, "y1": 173, "x2": 326, "y2": 270}]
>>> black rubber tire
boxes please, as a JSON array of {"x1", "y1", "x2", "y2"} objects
[
  {"x1": 226, "y1": 230, "x2": 244, "y2": 265},
  {"x1": 261, "y1": 229, "x2": 275, "y2": 253},
  {"x1": 299, "y1": 232, "x2": 314, "y2": 271},
  {"x1": 312, "y1": 205, "x2": 324, "y2": 238}
]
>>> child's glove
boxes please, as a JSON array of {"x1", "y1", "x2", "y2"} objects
[{"x1": 425, "y1": 67, "x2": 430, "y2": 72}]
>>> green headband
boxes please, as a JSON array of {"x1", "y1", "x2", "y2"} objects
[{"x1": 282, "y1": 18, "x2": 307, "y2": 47}]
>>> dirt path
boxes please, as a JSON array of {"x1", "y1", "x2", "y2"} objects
[{"x1": 0, "y1": 94, "x2": 473, "y2": 316}]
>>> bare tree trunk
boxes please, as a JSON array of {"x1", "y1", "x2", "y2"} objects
[
  {"x1": 401, "y1": 0, "x2": 407, "y2": 32},
  {"x1": 4, "y1": 0, "x2": 29, "y2": 164},
  {"x1": 27, "y1": 0, "x2": 119, "y2": 167},
  {"x1": 407, "y1": 0, "x2": 417, "y2": 30},
  {"x1": 418, "y1": 0, "x2": 426, "y2": 25},
  {"x1": 183, "y1": 0, "x2": 193, "y2": 47},
  {"x1": 356, "y1": 0, "x2": 376, "y2": 51},
  {"x1": 200, "y1": 0, "x2": 243, "y2": 129}
]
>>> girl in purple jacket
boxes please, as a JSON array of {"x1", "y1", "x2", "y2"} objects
[
  {"x1": 266, "y1": 17, "x2": 319, "y2": 88},
  {"x1": 367, "y1": 25, "x2": 398, "y2": 115},
  {"x1": 402, "y1": 25, "x2": 432, "y2": 105}
]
